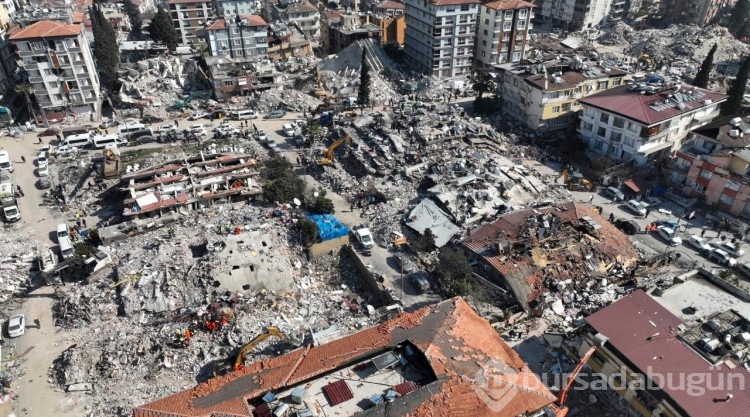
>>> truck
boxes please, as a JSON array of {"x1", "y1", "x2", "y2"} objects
[
  {"x1": 353, "y1": 227, "x2": 374, "y2": 250},
  {"x1": 0, "y1": 183, "x2": 20, "y2": 222}
]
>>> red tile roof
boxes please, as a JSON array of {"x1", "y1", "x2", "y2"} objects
[
  {"x1": 484, "y1": 0, "x2": 534, "y2": 10},
  {"x1": 463, "y1": 202, "x2": 637, "y2": 309},
  {"x1": 579, "y1": 84, "x2": 728, "y2": 126},
  {"x1": 430, "y1": 0, "x2": 479, "y2": 4},
  {"x1": 133, "y1": 298, "x2": 556, "y2": 417},
  {"x1": 375, "y1": 0, "x2": 405, "y2": 10},
  {"x1": 586, "y1": 290, "x2": 750, "y2": 417},
  {"x1": 9, "y1": 20, "x2": 81, "y2": 40}
]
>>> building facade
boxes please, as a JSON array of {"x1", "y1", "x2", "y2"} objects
[
  {"x1": 499, "y1": 58, "x2": 627, "y2": 132},
  {"x1": 372, "y1": 0, "x2": 405, "y2": 45},
  {"x1": 670, "y1": 116, "x2": 750, "y2": 216},
  {"x1": 207, "y1": 57, "x2": 283, "y2": 99},
  {"x1": 266, "y1": 22, "x2": 313, "y2": 61},
  {"x1": 324, "y1": 14, "x2": 382, "y2": 54},
  {"x1": 10, "y1": 20, "x2": 101, "y2": 121},
  {"x1": 537, "y1": 0, "x2": 613, "y2": 31},
  {"x1": 404, "y1": 0, "x2": 478, "y2": 78},
  {"x1": 475, "y1": 0, "x2": 533, "y2": 67},
  {"x1": 214, "y1": 0, "x2": 257, "y2": 19},
  {"x1": 272, "y1": 1, "x2": 320, "y2": 43},
  {"x1": 578, "y1": 82, "x2": 726, "y2": 165},
  {"x1": 658, "y1": 0, "x2": 734, "y2": 26},
  {"x1": 205, "y1": 15, "x2": 269, "y2": 58},
  {"x1": 168, "y1": 0, "x2": 213, "y2": 46}
]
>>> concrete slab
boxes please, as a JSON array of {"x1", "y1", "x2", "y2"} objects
[
  {"x1": 211, "y1": 230, "x2": 293, "y2": 292},
  {"x1": 653, "y1": 276, "x2": 750, "y2": 323}
]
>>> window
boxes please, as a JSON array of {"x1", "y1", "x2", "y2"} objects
[
  {"x1": 233, "y1": 39, "x2": 241, "y2": 46},
  {"x1": 562, "y1": 102, "x2": 571, "y2": 111},
  {"x1": 34, "y1": 56, "x2": 48, "y2": 63},
  {"x1": 519, "y1": 9, "x2": 528, "y2": 19},
  {"x1": 504, "y1": 10, "x2": 513, "y2": 19},
  {"x1": 612, "y1": 78, "x2": 622, "y2": 86},
  {"x1": 610, "y1": 131, "x2": 622, "y2": 142},
  {"x1": 600, "y1": 113, "x2": 609, "y2": 123},
  {"x1": 232, "y1": 27, "x2": 239, "y2": 34},
  {"x1": 485, "y1": 18, "x2": 489, "y2": 24},
  {"x1": 720, "y1": 193, "x2": 735, "y2": 205},
  {"x1": 484, "y1": 29, "x2": 488, "y2": 35},
  {"x1": 517, "y1": 20, "x2": 526, "y2": 30},
  {"x1": 43, "y1": 68, "x2": 52, "y2": 75},
  {"x1": 725, "y1": 180, "x2": 741, "y2": 191},
  {"x1": 598, "y1": 80, "x2": 608, "y2": 90},
  {"x1": 503, "y1": 21, "x2": 512, "y2": 31},
  {"x1": 594, "y1": 140, "x2": 604, "y2": 150},
  {"x1": 624, "y1": 138, "x2": 635, "y2": 147},
  {"x1": 597, "y1": 127, "x2": 607, "y2": 137},
  {"x1": 67, "y1": 81, "x2": 78, "y2": 89},
  {"x1": 223, "y1": 80, "x2": 233, "y2": 86},
  {"x1": 482, "y1": 40, "x2": 487, "y2": 46},
  {"x1": 512, "y1": 51, "x2": 521, "y2": 62},
  {"x1": 582, "y1": 122, "x2": 593, "y2": 131},
  {"x1": 552, "y1": 106, "x2": 560, "y2": 113},
  {"x1": 699, "y1": 169, "x2": 713, "y2": 180},
  {"x1": 613, "y1": 117, "x2": 625, "y2": 128}
]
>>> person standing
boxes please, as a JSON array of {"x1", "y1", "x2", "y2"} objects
[{"x1": 587, "y1": 195, "x2": 594, "y2": 204}]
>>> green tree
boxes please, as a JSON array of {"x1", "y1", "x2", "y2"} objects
[
  {"x1": 148, "y1": 6, "x2": 179, "y2": 50},
  {"x1": 721, "y1": 55, "x2": 750, "y2": 116},
  {"x1": 433, "y1": 247, "x2": 472, "y2": 297},
  {"x1": 357, "y1": 50, "x2": 371, "y2": 111},
  {"x1": 14, "y1": 83, "x2": 36, "y2": 122},
  {"x1": 301, "y1": 119, "x2": 324, "y2": 141},
  {"x1": 728, "y1": 0, "x2": 750, "y2": 36},
  {"x1": 692, "y1": 43, "x2": 716, "y2": 89},
  {"x1": 413, "y1": 228, "x2": 436, "y2": 252},
  {"x1": 260, "y1": 156, "x2": 306, "y2": 203},
  {"x1": 308, "y1": 189, "x2": 335, "y2": 214},
  {"x1": 89, "y1": 5, "x2": 119, "y2": 90},
  {"x1": 122, "y1": 0, "x2": 142, "y2": 35},
  {"x1": 297, "y1": 218, "x2": 319, "y2": 246}
]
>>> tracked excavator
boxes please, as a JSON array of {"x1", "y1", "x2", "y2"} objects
[{"x1": 211, "y1": 327, "x2": 287, "y2": 377}]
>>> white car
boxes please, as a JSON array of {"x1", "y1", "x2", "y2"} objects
[
  {"x1": 55, "y1": 145, "x2": 78, "y2": 157},
  {"x1": 189, "y1": 124, "x2": 207, "y2": 136},
  {"x1": 37, "y1": 153, "x2": 49, "y2": 169},
  {"x1": 687, "y1": 235, "x2": 712, "y2": 253},
  {"x1": 255, "y1": 130, "x2": 267, "y2": 142},
  {"x1": 282, "y1": 123, "x2": 296, "y2": 137},
  {"x1": 188, "y1": 112, "x2": 208, "y2": 121},
  {"x1": 37, "y1": 165, "x2": 49, "y2": 177},
  {"x1": 7, "y1": 314, "x2": 24, "y2": 338},
  {"x1": 708, "y1": 248, "x2": 737, "y2": 266},
  {"x1": 657, "y1": 226, "x2": 682, "y2": 246},
  {"x1": 158, "y1": 125, "x2": 177, "y2": 134},
  {"x1": 625, "y1": 200, "x2": 647, "y2": 217}
]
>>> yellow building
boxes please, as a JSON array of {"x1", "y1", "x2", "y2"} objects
[{"x1": 498, "y1": 57, "x2": 628, "y2": 132}]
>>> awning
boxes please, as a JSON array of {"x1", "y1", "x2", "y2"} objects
[{"x1": 623, "y1": 177, "x2": 649, "y2": 194}]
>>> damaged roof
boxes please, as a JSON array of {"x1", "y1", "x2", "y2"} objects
[
  {"x1": 406, "y1": 198, "x2": 460, "y2": 247},
  {"x1": 586, "y1": 290, "x2": 750, "y2": 417},
  {"x1": 463, "y1": 202, "x2": 637, "y2": 310},
  {"x1": 133, "y1": 298, "x2": 556, "y2": 417}
]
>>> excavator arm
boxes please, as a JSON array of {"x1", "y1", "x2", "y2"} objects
[
  {"x1": 233, "y1": 326, "x2": 286, "y2": 370},
  {"x1": 318, "y1": 135, "x2": 350, "y2": 165}
]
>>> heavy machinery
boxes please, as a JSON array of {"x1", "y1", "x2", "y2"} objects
[
  {"x1": 208, "y1": 327, "x2": 287, "y2": 378},
  {"x1": 548, "y1": 333, "x2": 609, "y2": 417},
  {"x1": 558, "y1": 169, "x2": 594, "y2": 191},
  {"x1": 102, "y1": 145, "x2": 121, "y2": 179},
  {"x1": 312, "y1": 67, "x2": 328, "y2": 98},
  {"x1": 174, "y1": 90, "x2": 212, "y2": 109},
  {"x1": 638, "y1": 51, "x2": 652, "y2": 68},
  {"x1": 318, "y1": 133, "x2": 351, "y2": 165}
]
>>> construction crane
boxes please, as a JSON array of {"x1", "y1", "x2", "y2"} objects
[
  {"x1": 318, "y1": 134, "x2": 351, "y2": 165},
  {"x1": 550, "y1": 333, "x2": 609, "y2": 417}
]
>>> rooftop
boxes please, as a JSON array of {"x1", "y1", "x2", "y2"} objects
[
  {"x1": 429, "y1": 0, "x2": 479, "y2": 5},
  {"x1": 374, "y1": 0, "x2": 405, "y2": 10},
  {"x1": 9, "y1": 20, "x2": 81, "y2": 40},
  {"x1": 167, "y1": 0, "x2": 212, "y2": 4},
  {"x1": 691, "y1": 115, "x2": 750, "y2": 150},
  {"x1": 463, "y1": 202, "x2": 638, "y2": 311},
  {"x1": 579, "y1": 82, "x2": 727, "y2": 126},
  {"x1": 484, "y1": 0, "x2": 534, "y2": 10},
  {"x1": 503, "y1": 58, "x2": 627, "y2": 92},
  {"x1": 282, "y1": 1, "x2": 319, "y2": 14},
  {"x1": 206, "y1": 15, "x2": 268, "y2": 30},
  {"x1": 586, "y1": 290, "x2": 750, "y2": 417},
  {"x1": 133, "y1": 298, "x2": 557, "y2": 417}
]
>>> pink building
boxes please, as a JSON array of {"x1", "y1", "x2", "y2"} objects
[{"x1": 671, "y1": 115, "x2": 750, "y2": 216}]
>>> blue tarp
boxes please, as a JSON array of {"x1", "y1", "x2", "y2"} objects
[{"x1": 306, "y1": 214, "x2": 349, "y2": 241}]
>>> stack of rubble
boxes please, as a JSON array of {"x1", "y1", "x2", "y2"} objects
[{"x1": 252, "y1": 88, "x2": 322, "y2": 113}]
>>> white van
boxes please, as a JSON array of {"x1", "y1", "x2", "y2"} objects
[
  {"x1": 56, "y1": 223, "x2": 69, "y2": 243},
  {"x1": 232, "y1": 110, "x2": 258, "y2": 120},
  {"x1": 59, "y1": 235, "x2": 74, "y2": 259},
  {"x1": 93, "y1": 134, "x2": 122, "y2": 149},
  {"x1": 63, "y1": 133, "x2": 92, "y2": 148},
  {"x1": 118, "y1": 123, "x2": 146, "y2": 136},
  {"x1": 0, "y1": 150, "x2": 12, "y2": 172},
  {"x1": 282, "y1": 123, "x2": 295, "y2": 137}
]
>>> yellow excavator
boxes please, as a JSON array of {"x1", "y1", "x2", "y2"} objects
[
  {"x1": 208, "y1": 327, "x2": 287, "y2": 377},
  {"x1": 558, "y1": 169, "x2": 594, "y2": 191},
  {"x1": 312, "y1": 67, "x2": 328, "y2": 98},
  {"x1": 318, "y1": 134, "x2": 351, "y2": 165}
]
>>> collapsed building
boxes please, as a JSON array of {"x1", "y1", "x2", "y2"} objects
[{"x1": 463, "y1": 202, "x2": 639, "y2": 315}]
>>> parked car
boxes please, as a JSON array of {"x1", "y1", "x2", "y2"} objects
[
  {"x1": 142, "y1": 114, "x2": 164, "y2": 123},
  {"x1": 656, "y1": 226, "x2": 682, "y2": 246},
  {"x1": 188, "y1": 112, "x2": 208, "y2": 121},
  {"x1": 602, "y1": 187, "x2": 625, "y2": 202},
  {"x1": 99, "y1": 119, "x2": 119, "y2": 129},
  {"x1": 625, "y1": 200, "x2": 648, "y2": 217},
  {"x1": 37, "y1": 152, "x2": 48, "y2": 169},
  {"x1": 55, "y1": 145, "x2": 78, "y2": 157},
  {"x1": 189, "y1": 124, "x2": 207, "y2": 136},
  {"x1": 708, "y1": 248, "x2": 737, "y2": 266},
  {"x1": 410, "y1": 272, "x2": 430, "y2": 294},
  {"x1": 393, "y1": 254, "x2": 415, "y2": 273},
  {"x1": 282, "y1": 123, "x2": 296, "y2": 137},
  {"x1": 7, "y1": 314, "x2": 24, "y2": 338},
  {"x1": 266, "y1": 109, "x2": 285, "y2": 119},
  {"x1": 687, "y1": 235, "x2": 712, "y2": 253},
  {"x1": 254, "y1": 130, "x2": 268, "y2": 142},
  {"x1": 711, "y1": 240, "x2": 746, "y2": 258},
  {"x1": 37, "y1": 165, "x2": 49, "y2": 177},
  {"x1": 614, "y1": 218, "x2": 640, "y2": 235},
  {"x1": 37, "y1": 177, "x2": 51, "y2": 189},
  {"x1": 158, "y1": 125, "x2": 177, "y2": 134},
  {"x1": 652, "y1": 219, "x2": 679, "y2": 230},
  {"x1": 643, "y1": 196, "x2": 662, "y2": 207},
  {"x1": 131, "y1": 136, "x2": 156, "y2": 145},
  {"x1": 738, "y1": 263, "x2": 750, "y2": 279}
]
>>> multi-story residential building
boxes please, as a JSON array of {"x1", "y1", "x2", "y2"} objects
[
  {"x1": 371, "y1": 14, "x2": 405, "y2": 46},
  {"x1": 207, "y1": 56, "x2": 283, "y2": 100},
  {"x1": 578, "y1": 81, "x2": 726, "y2": 165},
  {"x1": 404, "y1": 0, "x2": 478, "y2": 78},
  {"x1": 671, "y1": 115, "x2": 750, "y2": 216},
  {"x1": 266, "y1": 22, "x2": 313, "y2": 61},
  {"x1": 658, "y1": 0, "x2": 734, "y2": 26},
  {"x1": 215, "y1": 0, "x2": 257, "y2": 19},
  {"x1": 499, "y1": 57, "x2": 627, "y2": 132},
  {"x1": 536, "y1": 0, "x2": 612, "y2": 31},
  {"x1": 475, "y1": 0, "x2": 533, "y2": 67},
  {"x1": 10, "y1": 20, "x2": 102, "y2": 121},
  {"x1": 320, "y1": 10, "x2": 344, "y2": 53},
  {"x1": 168, "y1": 0, "x2": 213, "y2": 46},
  {"x1": 323, "y1": 13, "x2": 382, "y2": 54},
  {"x1": 373, "y1": 0, "x2": 405, "y2": 16},
  {"x1": 272, "y1": 1, "x2": 320, "y2": 43},
  {"x1": 0, "y1": 0, "x2": 15, "y2": 22},
  {"x1": 205, "y1": 15, "x2": 269, "y2": 59}
]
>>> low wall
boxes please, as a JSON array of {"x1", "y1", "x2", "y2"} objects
[
  {"x1": 698, "y1": 268, "x2": 750, "y2": 302},
  {"x1": 307, "y1": 235, "x2": 350, "y2": 259},
  {"x1": 345, "y1": 245, "x2": 395, "y2": 306}
]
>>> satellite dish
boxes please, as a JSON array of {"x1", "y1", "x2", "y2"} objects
[
  {"x1": 293, "y1": 198, "x2": 301, "y2": 206},
  {"x1": 313, "y1": 192, "x2": 319, "y2": 198}
]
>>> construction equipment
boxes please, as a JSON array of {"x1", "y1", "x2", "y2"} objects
[
  {"x1": 558, "y1": 169, "x2": 594, "y2": 191},
  {"x1": 638, "y1": 51, "x2": 652, "y2": 67},
  {"x1": 102, "y1": 145, "x2": 121, "y2": 179},
  {"x1": 312, "y1": 67, "x2": 328, "y2": 98},
  {"x1": 232, "y1": 326, "x2": 286, "y2": 370},
  {"x1": 318, "y1": 133, "x2": 351, "y2": 165},
  {"x1": 549, "y1": 333, "x2": 609, "y2": 417},
  {"x1": 174, "y1": 90, "x2": 212, "y2": 109}
]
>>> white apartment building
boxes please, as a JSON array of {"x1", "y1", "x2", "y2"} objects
[
  {"x1": 1, "y1": 0, "x2": 15, "y2": 21},
  {"x1": 272, "y1": 1, "x2": 320, "y2": 43},
  {"x1": 10, "y1": 20, "x2": 101, "y2": 120},
  {"x1": 168, "y1": 0, "x2": 214, "y2": 46},
  {"x1": 205, "y1": 15, "x2": 269, "y2": 58},
  {"x1": 404, "y1": 0, "x2": 478, "y2": 78},
  {"x1": 537, "y1": 0, "x2": 612, "y2": 30},
  {"x1": 475, "y1": 0, "x2": 533, "y2": 67},
  {"x1": 578, "y1": 83, "x2": 727, "y2": 165},
  {"x1": 215, "y1": 0, "x2": 257, "y2": 19}
]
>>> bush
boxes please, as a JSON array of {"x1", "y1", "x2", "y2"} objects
[
  {"x1": 260, "y1": 156, "x2": 305, "y2": 203},
  {"x1": 297, "y1": 218, "x2": 318, "y2": 246},
  {"x1": 309, "y1": 195, "x2": 335, "y2": 214},
  {"x1": 433, "y1": 247, "x2": 472, "y2": 297},
  {"x1": 413, "y1": 228, "x2": 436, "y2": 252}
]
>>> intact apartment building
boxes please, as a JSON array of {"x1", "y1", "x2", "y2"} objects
[
  {"x1": 372, "y1": 0, "x2": 405, "y2": 46},
  {"x1": 498, "y1": 57, "x2": 627, "y2": 132},
  {"x1": 10, "y1": 20, "x2": 102, "y2": 121},
  {"x1": 168, "y1": 0, "x2": 213, "y2": 46},
  {"x1": 536, "y1": 0, "x2": 613, "y2": 31},
  {"x1": 658, "y1": 0, "x2": 734, "y2": 26},
  {"x1": 671, "y1": 115, "x2": 750, "y2": 216},
  {"x1": 271, "y1": 1, "x2": 320, "y2": 43},
  {"x1": 578, "y1": 82, "x2": 727, "y2": 165},
  {"x1": 475, "y1": 0, "x2": 533, "y2": 67},
  {"x1": 215, "y1": 0, "x2": 257, "y2": 18},
  {"x1": 404, "y1": 0, "x2": 478, "y2": 78},
  {"x1": 205, "y1": 15, "x2": 269, "y2": 58}
]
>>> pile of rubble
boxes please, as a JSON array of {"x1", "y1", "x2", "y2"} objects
[
  {"x1": 252, "y1": 88, "x2": 322, "y2": 113},
  {"x1": 0, "y1": 235, "x2": 43, "y2": 301}
]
